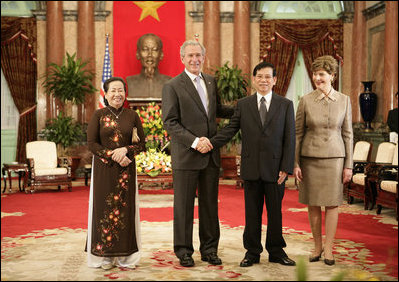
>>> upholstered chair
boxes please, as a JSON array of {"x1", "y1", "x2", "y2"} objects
[
  {"x1": 375, "y1": 143, "x2": 398, "y2": 220},
  {"x1": 26, "y1": 141, "x2": 72, "y2": 193},
  {"x1": 347, "y1": 141, "x2": 395, "y2": 209},
  {"x1": 345, "y1": 141, "x2": 372, "y2": 208}
]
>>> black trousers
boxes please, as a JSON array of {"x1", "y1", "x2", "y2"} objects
[
  {"x1": 243, "y1": 179, "x2": 287, "y2": 259},
  {"x1": 173, "y1": 159, "x2": 220, "y2": 259}
]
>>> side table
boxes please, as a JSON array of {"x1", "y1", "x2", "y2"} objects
[{"x1": 2, "y1": 163, "x2": 29, "y2": 193}]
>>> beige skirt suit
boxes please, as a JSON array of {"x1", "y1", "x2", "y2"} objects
[{"x1": 295, "y1": 89, "x2": 353, "y2": 206}]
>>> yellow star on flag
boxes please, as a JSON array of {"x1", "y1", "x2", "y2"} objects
[{"x1": 133, "y1": 1, "x2": 166, "y2": 22}]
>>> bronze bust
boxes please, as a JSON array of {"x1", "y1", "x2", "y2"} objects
[{"x1": 127, "y1": 33, "x2": 171, "y2": 99}]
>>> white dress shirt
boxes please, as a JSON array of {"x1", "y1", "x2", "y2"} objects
[
  {"x1": 257, "y1": 91, "x2": 272, "y2": 111},
  {"x1": 184, "y1": 69, "x2": 209, "y2": 149}
]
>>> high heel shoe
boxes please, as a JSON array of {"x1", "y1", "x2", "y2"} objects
[
  {"x1": 309, "y1": 250, "x2": 323, "y2": 262},
  {"x1": 324, "y1": 258, "x2": 335, "y2": 265}
]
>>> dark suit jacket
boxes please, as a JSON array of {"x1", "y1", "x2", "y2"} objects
[
  {"x1": 162, "y1": 71, "x2": 234, "y2": 170},
  {"x1": 387, "y1": 108, "x2": 398, "y2": 133},
  {"x1": 211, "y1": 93, "x2": 295, "y2": 182}
]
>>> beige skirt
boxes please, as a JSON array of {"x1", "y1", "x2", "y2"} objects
[{"x1": 298, "y1": 157, "x2": 344, "y2": 206}]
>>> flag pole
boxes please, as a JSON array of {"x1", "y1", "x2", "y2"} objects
[{"x1": 99, "y1": 34, "x2": 112, "y2": 109}]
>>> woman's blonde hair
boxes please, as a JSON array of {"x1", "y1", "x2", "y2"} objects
[{"x1": 311, "y1": 55, "x2": 338, "y2": 75}]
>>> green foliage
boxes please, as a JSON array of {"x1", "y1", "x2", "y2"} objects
[
  {"x1": 42, "y1": 52, "x2": 97, "y2": 105},
  {"x1": 41, "y1": 112, "x2": 83, "y2": 151},
  {"x1": 217, "y1": 118, "x2": 242, "y2": 152},
  {"x1": 214, "y1": 62, "x2": 249, "y2": 153},
  {"x1": 295, "y1": 257, "x2": 307, "y2": 281},
  {"x1": 214, "y1": 61, "x2": 249, "y2": 105}
]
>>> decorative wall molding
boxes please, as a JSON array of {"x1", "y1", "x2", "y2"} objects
[
  {"x1": 338, "y1": 1, "x2": 354, "y2": 23},
  {"x1": 189, "y1": 1, "x2": 264, "y2": 23},
  {"x1": 31, "y1": 1, "x2": 110, "y2": 21},
  {"x1": 363, "y1": 1, "x2": 385, "y2": 21}
]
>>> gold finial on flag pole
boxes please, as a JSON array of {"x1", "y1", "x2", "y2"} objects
[{"x1": 194, "y1": 34, "x2": 199, "y2": 42}]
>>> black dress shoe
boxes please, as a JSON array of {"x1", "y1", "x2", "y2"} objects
[
  {"x1": 201, "y1": 252, "x2": 222, "y2": 265},
  {"x1": 239, "y1": 257, "x2": 260, "y2": 267},
  {"x1": 269, "y1": 256, "x2": 296, "y2": 266},
  {"x1": 179, "y1": 254, "x2": 194, "y2": 267}
]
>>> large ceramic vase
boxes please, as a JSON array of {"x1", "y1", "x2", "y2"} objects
[{"x1": 359, "y1": 81, "x2": 377, "y2": 132}]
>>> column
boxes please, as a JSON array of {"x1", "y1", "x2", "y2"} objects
[
  {"x1": 233, "y1": 1, "x2": 251, "y2": 89},
  {"x1": 350, "y1": 1, "x2": 366, "y2": 123},
  {"x1": 46, "y1": 1, "x2": 64, "y2": 119},
  {"x1": 78, "y1": 1, "x2": 96, "y2": 123},
  {"x1": 203, "y1": 1, "x2": 220, "y2": 74},
  {"x1": 383, "y1": 1, "x2": 398, "y2": 119}
]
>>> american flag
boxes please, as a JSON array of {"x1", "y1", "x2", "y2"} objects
[{"x1": 99, "y1": 35, "x2": 112, "y2": 109}]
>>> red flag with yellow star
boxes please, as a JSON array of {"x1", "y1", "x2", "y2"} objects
[{"x1": 113, "y1": 1, "x2": 185, "y2": 83}]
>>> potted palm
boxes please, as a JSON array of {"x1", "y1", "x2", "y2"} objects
[
  {"x1": 214, "y1": 62, "x2": 249, "y2": 179},
  {"x1": 43, "y1": 52, "x2": 97, "y2": 106},
  {"x1": 42, "y1": 52, "x2": 97, "y2": 178}
]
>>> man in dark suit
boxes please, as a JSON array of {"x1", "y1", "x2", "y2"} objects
[
  {"x1": 387, "y1": 91, "x2": 398, "y2": 133},
  {"x1": 162, "y1": 40, "x2": 234, "y2": 267},
  {"x1": 208, "y1": 61, "x2": 296, "y2": 267}
]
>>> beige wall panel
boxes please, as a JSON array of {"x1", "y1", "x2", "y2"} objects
[
  {"x1": 37, "y1": 21, "x2": 47, "y2": 132},
  {"x1": 366, "y1": 13, "x2": 386, "y2": 121},
  {"x1": 342, "y1": 23, "x2": 353, "y2": 96},
  {"x1": 251, "y1": 22, "x2": 260, "y2": 73},
  {"x1": 369, "y1": 30, "x2": 385, "y2": 121},
  {"x1": 220, "y1": 23, "x2": 233, "y2": 67}
]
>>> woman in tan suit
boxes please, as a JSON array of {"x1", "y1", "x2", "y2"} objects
[{"x1": 294, "y1": 55, "x2": 353, "y2": 265}]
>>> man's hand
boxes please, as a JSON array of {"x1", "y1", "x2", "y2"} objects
[
  {"x1": 196, "y1": 137, "x2": 213, "y2": 153},
  {"x1": 278, "y1": 171, "x2": 288, "y2": 185}
]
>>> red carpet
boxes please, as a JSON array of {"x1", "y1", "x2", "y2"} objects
[{"x1": 1, "y1": 185, "x2": 398, "y2": 278}]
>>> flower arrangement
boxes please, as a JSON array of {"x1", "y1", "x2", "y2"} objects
[
  {"x1": 135, "y1": 149, "x2": 172, "y2": 177},
  {"x1": 136, "y1": 102, "x2": 170, "y2": 151}
]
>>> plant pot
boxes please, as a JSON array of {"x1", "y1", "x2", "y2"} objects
[
  {"x1": 220, "y1": 155, "x2": 239, "y2": 179},
  {"x1": 359, "y1": 81, "x2": 377, "y2": 132}
]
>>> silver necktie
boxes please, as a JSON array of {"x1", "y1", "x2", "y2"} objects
[{"x1": 195, "y1": 76, "x2": 208, "y2": 114}]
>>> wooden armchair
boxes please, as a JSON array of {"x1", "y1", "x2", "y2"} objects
[
  {"x1": 26, "y1": 141, "x2": 72, "y2": 193},
  {"x1": 347, "y1": 141, "x2": 395, "y2": 209},
  {"x1": 375, "y1": 143, "x2": 398, "y2": 220},
  {"x1": 345, "y1": 141, "x2": 372, "y2": 209}
]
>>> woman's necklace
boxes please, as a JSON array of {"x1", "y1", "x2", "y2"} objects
[{"x1": 108, "y1": 106, "x2": 124, "y2": 119}]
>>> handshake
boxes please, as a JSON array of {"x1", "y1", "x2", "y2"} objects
[{"x1": 196, "y1": 137, "x2": 213, "y2": 154}]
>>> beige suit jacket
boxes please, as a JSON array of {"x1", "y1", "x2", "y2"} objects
[{"x1": 295, "y1": 89, "x2": 353, "y2": 169}]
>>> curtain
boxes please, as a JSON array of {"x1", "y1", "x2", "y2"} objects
[
  {"x1": 260, "y1": 19, "x2": 343, "y2": 96},
  {"x1": 1, "y1": 17, "x2": 37, "y2": 163}
]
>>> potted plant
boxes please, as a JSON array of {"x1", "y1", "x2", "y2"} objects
[
  {"x1": 213, "y1": 62, "x2": 249, "y2": 179},
  {"x1": 41, "y1": 112, "x2": 84, "y2": 154},
  {"x1": 40, "y1": 112, "x2": 84, "y2": 179},
  {"x1": 42, "y1": 52, "x2": 97, "y2": 106},
  {"x1": 42, "y1": 52, "x2": 97, "y2": 178}
]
